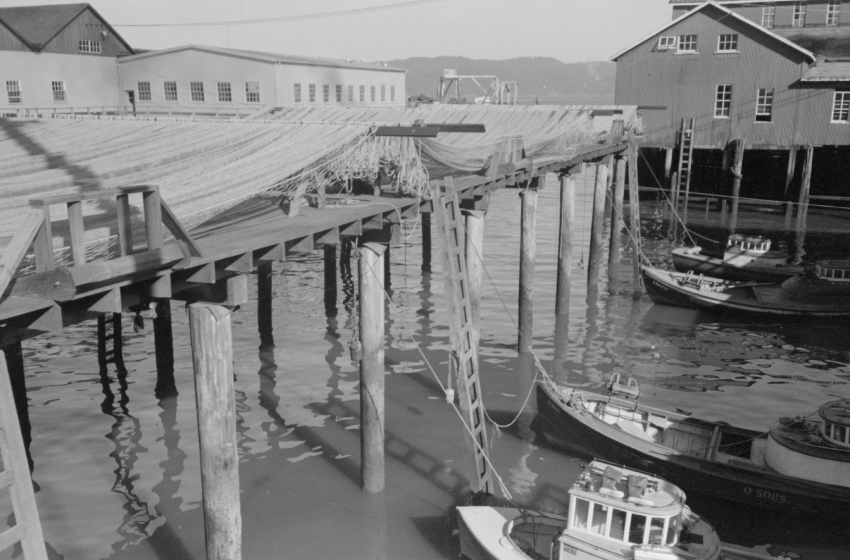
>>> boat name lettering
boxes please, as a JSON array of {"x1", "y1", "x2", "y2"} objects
[
  {"x1": 562, "y1": 544, "x2": 577, "y2": 555},
  {"x1": 744, "y1": 487, "x2": 787, "y2": 503}
]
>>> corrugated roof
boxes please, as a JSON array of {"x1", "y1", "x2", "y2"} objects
[
  {"x1": 0, "y1": 3, "x2": 87, "y2": 49},
  {"x1": 119, "y1": 45, "x2": 406, "y2": 73},
  {"x1": 610, "y1": 1, "x2": 816, "y2": 63},
  {"x1": 802, "y1": 62, "x2": 850, "y2": 82}
]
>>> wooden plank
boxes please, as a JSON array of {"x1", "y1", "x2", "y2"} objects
[
  {"x1": 86, "y1": 288, "x2": 122, "y2": 314},
  {"x1": 67, "y1": 201, "x2": 86, "y2": 267},
  {"x1": 340, "y1": 220, "x2": 363, "y2": 237},
  {"x1": 29, "y1": 185, "x2": 156, "y2": 207},
  {"x1": 185, "y1": 263, "x2": 217, "y2": 284},
  {"x1": 32, "y1": 206, "x2": 53, "y2": 273},
  {"x1": 220, "y1": 253, "x2": 252, "y2": 274},
  {"x1": 423, "y1": 123, "x2": 485, "y2": 133},
  {"x1": 314, "y1": 227, "x2": 340, "y2": 247},
  {"x1": 0, "y1": 210, "x2": 44, "y2": 298},
  {"x1": 373, "y1": 126, "x2": 439, "y2": 137},
  {"x1": 254, "y1": 244, "x2": 285, "y2": 262},
  {"x1": 116, "y1": 194, "x2": 134, "y2": 256},
  {"x1": 160, "y1": 198, "x2": 204, "y2": 259},
  {"x1": 285, "y1": 236, "x2": 314, "y2": 255},
  {"x1": 0, "y1": 525, "x2": 23, "y2": 554},
  {"x1": 143, "y1": 190, "x2": 164, "y2": 251}
]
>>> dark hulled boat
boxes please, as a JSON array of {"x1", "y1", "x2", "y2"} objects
[
  {"x1": 536, "y1": 378, "x2": 850, "y2": 517},
  {"x1": 671, "y1": 235, "x2": 801, "y2": 283}
]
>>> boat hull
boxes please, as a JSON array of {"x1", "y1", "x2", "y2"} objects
[
  {"x1": 671, "y1": 247, "x2": 799, "y2": 283},
  {"x1": 536, "y1": 382, "x2": 850, "y2": 517},
  {"x1": 765, "y1": 429, "x2": 850, "y2": 488}
]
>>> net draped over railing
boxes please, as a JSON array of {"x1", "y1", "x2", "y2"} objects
[{"x1": 0, "y1": 104, "x2": 639, "y2": 271}]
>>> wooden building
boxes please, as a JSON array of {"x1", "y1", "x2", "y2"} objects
[
  {"x1": 0, "y1": 3, "x2": 134, "y2": 111},
  {"x1": 612, "y1": 1, "x2": 850, "y2": 200}
]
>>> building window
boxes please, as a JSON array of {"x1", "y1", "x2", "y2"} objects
[
  {"x1": 336, "y1": 85, "x2": 342, "y2": 103},
  {"x1": 391, "y1": 86, "x2": 395, "y2": 102},
  {"x1": 137, "y1": 81, "x2": 151, "y2": 101},
  {"x1": 78, "y1": 39, "x2": 101, "y2": 54},
  {"x1": 832, "y1": 91, "x2": 850, "y2": 122},
  {"x1": 348, "y1": 85, "x2": 354, "y2": 103},
  {"x1": 52, "y1": 81, "x2": 66, "y2": 103},
  {"x1": 294, "y1": 83, "x2": 302, "y2": 103},
  {"x1": 762, "y1": 4, "x2": 776, "y2": 28},
  {"x1": 217, "y1": 82, "x2": 232, "y2": 103},
  {"x1": 756, "y1": 88, "x2": 773, "y2": 122},
  {"x1": 714, "y1": 84, "x2": 732, "y2": 118},
  {"x1": 164, "y1": 81, "x2": 178, "y2": 101},
  {"x1": 827, "y1": 0, "x2": 840, "y2": 26},
  {"x1": 717, "y1": 34, "x2": 738, "y2": 52},
  {"x1": 381, "y1": 84, "x2": 386, "y2": 102},
  {"x1": 309, "y1": 84, "x2": 316, "y2": 103},
  {"x1": 658, "y1": 36, "x2": 676, "y2": 50},
  {"x1": 245, "y1": 81, "x2": 260, "y2": 103},
  {"x1": 190, "y1": 81, "x2": 205, "y2": 102},
  {"x1": 359, "y1": 85, "x2": 365, "y2": 102},
  {"x1": 6, "y1": 80, "x2": 21, "y2": 104},
  {"x1": 323, "y1": 84, "x2": 329, "y2": 103},
  {"x1": 792, "y1": 2, "x2": 806, "y2": 27},
  {"x1": 677, "y1": 35, "x2": 697, "y2": 53},
  {"x1": 370, "y1": 85, "x2": 376, "y2": 102}
]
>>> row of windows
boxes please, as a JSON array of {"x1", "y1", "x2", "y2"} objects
[
  {"x1": 572, "y1": 498, "x2": 680, "y2": 547},
  {"x1": 658, "y1": 34, "x2": 738, "y2": 53},
  {"x1": 712, "y1": 85, "x2": 849, "y2": 123},
  {"x1": 135, "y1": 81, "x2": 261, "y2": 104},
  {"x1": 4, "y1": 80, "x2": 66, "y2": 103},
  {"x1": 762, "y1": 1, "x2": 841, "y2": 28},
  {"x1": 78, "y1": 39, "x2": 102, "y2": 54},
  {"x1": 293, "y1": 83, "x2": 396, "y2": 104}
]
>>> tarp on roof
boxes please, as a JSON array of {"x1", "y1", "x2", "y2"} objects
[{"x1": 802, "y1": 62, "x2": 850, "y2": 82}]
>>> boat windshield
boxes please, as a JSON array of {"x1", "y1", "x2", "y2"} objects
[
  {"x1": 824, "y1": 422, "x2": 850, "y2": 447},
  {"x1": 571, "y1": 497, "x2": 679, "y2": 546}
]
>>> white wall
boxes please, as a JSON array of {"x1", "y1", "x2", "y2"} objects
[
  {"x1": 275, "y1": 63, "x2": 406, "y2": 107},
  {"x1": 118, "y1": 50, "x2": 277, "y2": 115},
  {"x1": 0, "y1": 51, "x2": 121, "y2": 110}
]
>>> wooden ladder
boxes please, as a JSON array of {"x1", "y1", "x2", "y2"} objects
[
  {"x1": 432, "y1": 177, "x2": 493, "y2": 495},
  {"x1": 97, "y1": 313, "x2": 123, "y2": 369},
  {"x1": 0, "y1": 356, "x2": 47, "y2": 560},
  {"x1": 676, "y1": 117, "x2": 695, "y2": 210}
]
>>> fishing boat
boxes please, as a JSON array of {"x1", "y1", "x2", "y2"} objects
[
  {"x1": 641, "y1": 260, "x2": 850, "y2": 318},
  {"x1": 671, "y1": 235, "x2": 801, "y2": 283},
  {"x1": 457, "y1": 459, "x2": 722, "y2": 560},
  {"x1": 536, "y1": 376, "x2": 850, "y2": 517}
]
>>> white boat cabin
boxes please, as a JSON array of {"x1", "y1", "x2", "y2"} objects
[
  {"x1": 819, "y1": 400, "x2": 850, "y2": 449},
  {"x1": 726, "y1": 235, "x2": 770, "y2": 255},
  {"x1": 565, "y1": 463, "x2": 685, "y2": 552},
  {"x1": 815, "y1": 261, "x2": 850, "y2": 283}
]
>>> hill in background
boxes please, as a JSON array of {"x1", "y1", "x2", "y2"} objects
[{"x1": 380, "y1": 56, "x2": 615, "y2": 104}]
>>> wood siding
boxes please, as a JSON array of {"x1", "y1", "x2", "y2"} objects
[
  {"x1": 615, "y1": 5, "x2": 849, "y2": 147},
  {"x1": 40, "y1": 8, "x2": 131, "y2": 57},
  {"x1": 0, "y1": 22, "x2": 28, "y2": 52}
]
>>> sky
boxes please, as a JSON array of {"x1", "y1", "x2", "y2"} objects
[{"x1": 2, "y1": 0, "x2": 673, "y2": 63}]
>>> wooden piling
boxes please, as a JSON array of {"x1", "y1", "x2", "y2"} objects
[
  {"x1": 518, "y1": 186, "x2": 537, "y2": 354},
  {"x1": 784, "y1": 146, "x2": 799, "y2": 201},
  {"x1": 421, "y1": 212, "x2": 431, "y2": 272},
  {"x1": 153, "y1": 301, "x2": 177, "y2": 399},
  {"x1": 798, "y1": 145, "x2": 814, "y2": 212},
  {"x1": 627, "y1": 143, "x2": 642, "y2": 299},
  {"x1": 324, "y1": 245, "x2": 338, "y2": 318},
  {"x1": 664, "y1": 147, "x2": 673, "y2": 186},
  {"x1": 464, "y1": 209, "x2": 485, "y2": 348},
  {"x1": 257, "y1": 261, "x2": 274, "y2": 345},
  {"x1": 729, "y1": 139, "x2": 744, "y2": 232},
  {"x1": 608, "y1": 157, "x2": 626, "y2": 293},
  {"x1": 358, "y1": 242, "x2": 386, "y2": 493},
  {"x1": 587, "y1": 163, "x2": 608, "y2": 287},
  {"x1": 670, "y1": 171, "x2": 679, "y2": 214},
  {"x1": 188, "y1": 303, "x2": 241, "y2": 560},
  {"x1": 556, "y1": 173, "x2": 575, "y2": 316},
  {"x1": 2, "y1": 343, "x2": 33, "y2": 471}
]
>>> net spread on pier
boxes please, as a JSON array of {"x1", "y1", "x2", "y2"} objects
[{"x1": 0, "y1": 105, "x2": 638, "y2": 269}]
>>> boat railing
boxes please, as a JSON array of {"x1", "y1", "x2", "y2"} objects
[
  {"x1": 815, "y1": 260, "x2": 850, "y2": 282},
  {"x1": 727, "y1": 235, "x2": 770, "y2": 254}
]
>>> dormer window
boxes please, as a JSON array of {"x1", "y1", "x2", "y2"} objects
[
  {"x1": 717, "y1": 34, "x2": 738, "y2": 53},
  {"x1": 677, "y1": 35, "x2": 697, "y2": 53},
  {"x1": 792, "y1": 2, "x2": 807, "y2": 27},
  {"x1": 658, "y1": 36, "x2": 676, "y2": 50},
  {"x1": 79, "y1": 39, "x2": 101, "y2": 54}
]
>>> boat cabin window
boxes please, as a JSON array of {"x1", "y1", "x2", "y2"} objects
[
  {"x1": 826, "y1": 422, "x2": 848, "y2": 445},
  {"x1": 572, "y1": 498, "x2": 676, "y2": 546},
  {"x1": 667, "y1": 515, "x2": 679, "y2": 546},
  {"x1": 609, "y1": 508, "x2": 626, "y2": 540},
  {"x1": 629, "y1": 513, "x2": 648, "y2": 544},
  {"x1": 591, "y1": 503, "x2": 608, "y2": 534},
  {"x1": 573, "y1": 498, "x2": 589, "y2": 530},
  {"x1": 649, "y1": 517, "x2": 665, "y2": 545}
]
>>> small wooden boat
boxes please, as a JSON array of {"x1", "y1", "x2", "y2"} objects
[
  {"x1": 641, "y1": 262, "x2": 850, "y2": 318},
  {"x1": 457, "y1": 459, "x2": 722, "y2": 560},
  {"x1": 536, "y1": 377, "x2": 850, "y2": 517},
  {"x1": 671, "y1": 235, "x2": 801, "y2": 283}
]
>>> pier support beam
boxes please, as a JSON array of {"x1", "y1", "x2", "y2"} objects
[
  {"x1": 556, "y1": 172, "x2": 576, "y2": 316},
  {"x1": 664, "y1": 147, "x2": 673, "y2": 186},
  {"x1": 188, "y1": 303, "x2": 242, "y2": 560},
  {"x1": 518, "y1": 184, "x2": 538, "y2": 355},
  {"x1": 627, "y1": 143, "x2": 643, "y2": 299},
  {"x1": 257, "y1": 261, "x2": 274, "y2": 345},
  {"x1": 784, "y1": 146, "x2": 799, "y2": 201},
  {"x1": 421, "y1": 212, "x2": 431, "y2": 272},
  {"x1": 797, "y1": 145, "x2": 814, "y2": 217},
  {"x1": 608, "y1": 157, "x2": 626, "y2": 293},
  {"x1": 464, "y1": 209, "x2": 485, "y2": 349},
  {"x1": 153, "y1": 301, "x2": 176, "y2": 399},
  {"x1": 588, "y1": 163, "x2": 608, "y2": 288},
  {"x1": 2, "y1": 343, "x2": 33, "y2": 471},
  {"x1": 97, "y1": 312, "x2": 124, "y2": 372},
  {"x1": 324, "y1": 245, "x2": 338, "y2": 318},
  {"x1": 729, "y1": 139, "x2": 744, "y2": 232},
  {"x1": 359, "y1": 242, "x2": 386, "y2": 493}
]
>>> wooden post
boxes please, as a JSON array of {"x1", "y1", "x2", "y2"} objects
[
  {"x1": 257, "y1": 261, "x2": 274, "y2": 346},
  {"x1": 555, "y1": 173, "x2": 575, "y2": 317},
  {"x1": 797, "y1": 145, "x2": 814, "y2": 212},
  {"x1": 627, "y1": 142, "x2": 642, "y2": 299},
  {"x1": 116, "y1": 194, "x2": 134, "y2": 256},
  {"x1": 608, "y1": 157, "x2": 626, "y2": 293},
  {"x1": 664, "y1": 147, "x2": 673, "y2": 186},
  {"x1": 324, "y1": 245, "x2": 337, "y2": 318},
  {"x1": 358, "y1": 242, "x2": 386, "y2": 493},
  {"x1": 670, "y1": 171, "x2": 679, "y2": 214},
  {"x1": 421, "y1": 212, "x2": 431, "y2": 272},
  {"x1": 784, "y1": 146, "x2": 799, "y2": 201},
  {"x1": 2, "y1": 343, "x2": 33, "y2": 471},
  {"x1": 154, "y1": 301, "x2": 176, "y2": 399},
  {"x1": 67, "y1": 201, "x2": 86, "y2": 266},
  {"x1": 729, "y1": 139, "x2": 744, "y2": 232},
  {"x1": 518, "y1": 185, "x2": 537, "y2": 354},
  {"x1": 587, "y1": 163, "x2": 608, "y2": 288},
  {"x1": 188, "y1": 303, "x2": 242, "y2": 560},
  {"x1": 464, "y1": 209, "x2": 485, "y2": 349}
]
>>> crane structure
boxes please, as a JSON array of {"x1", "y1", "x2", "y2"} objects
[{"x1": 438, "y1": 70, "x2": 518, "y2": 105}]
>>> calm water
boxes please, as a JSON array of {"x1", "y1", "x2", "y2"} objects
[{"x1": 9, "y1": 171, "x2": 850, "y2": 559}]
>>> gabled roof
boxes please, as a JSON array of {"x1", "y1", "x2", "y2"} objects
[
  {"x1": 118, "y1": 45, "x2": 406, "y2": 73},
  {"x1": 0, "y1": 13, "x2": 36, "y2": 49},
  {"x1": 611, "y1": 1, "x2": 816, "y2": 63},
  {"x1": 0, "y1": 3, "x2": 133, "y2": 53}
]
